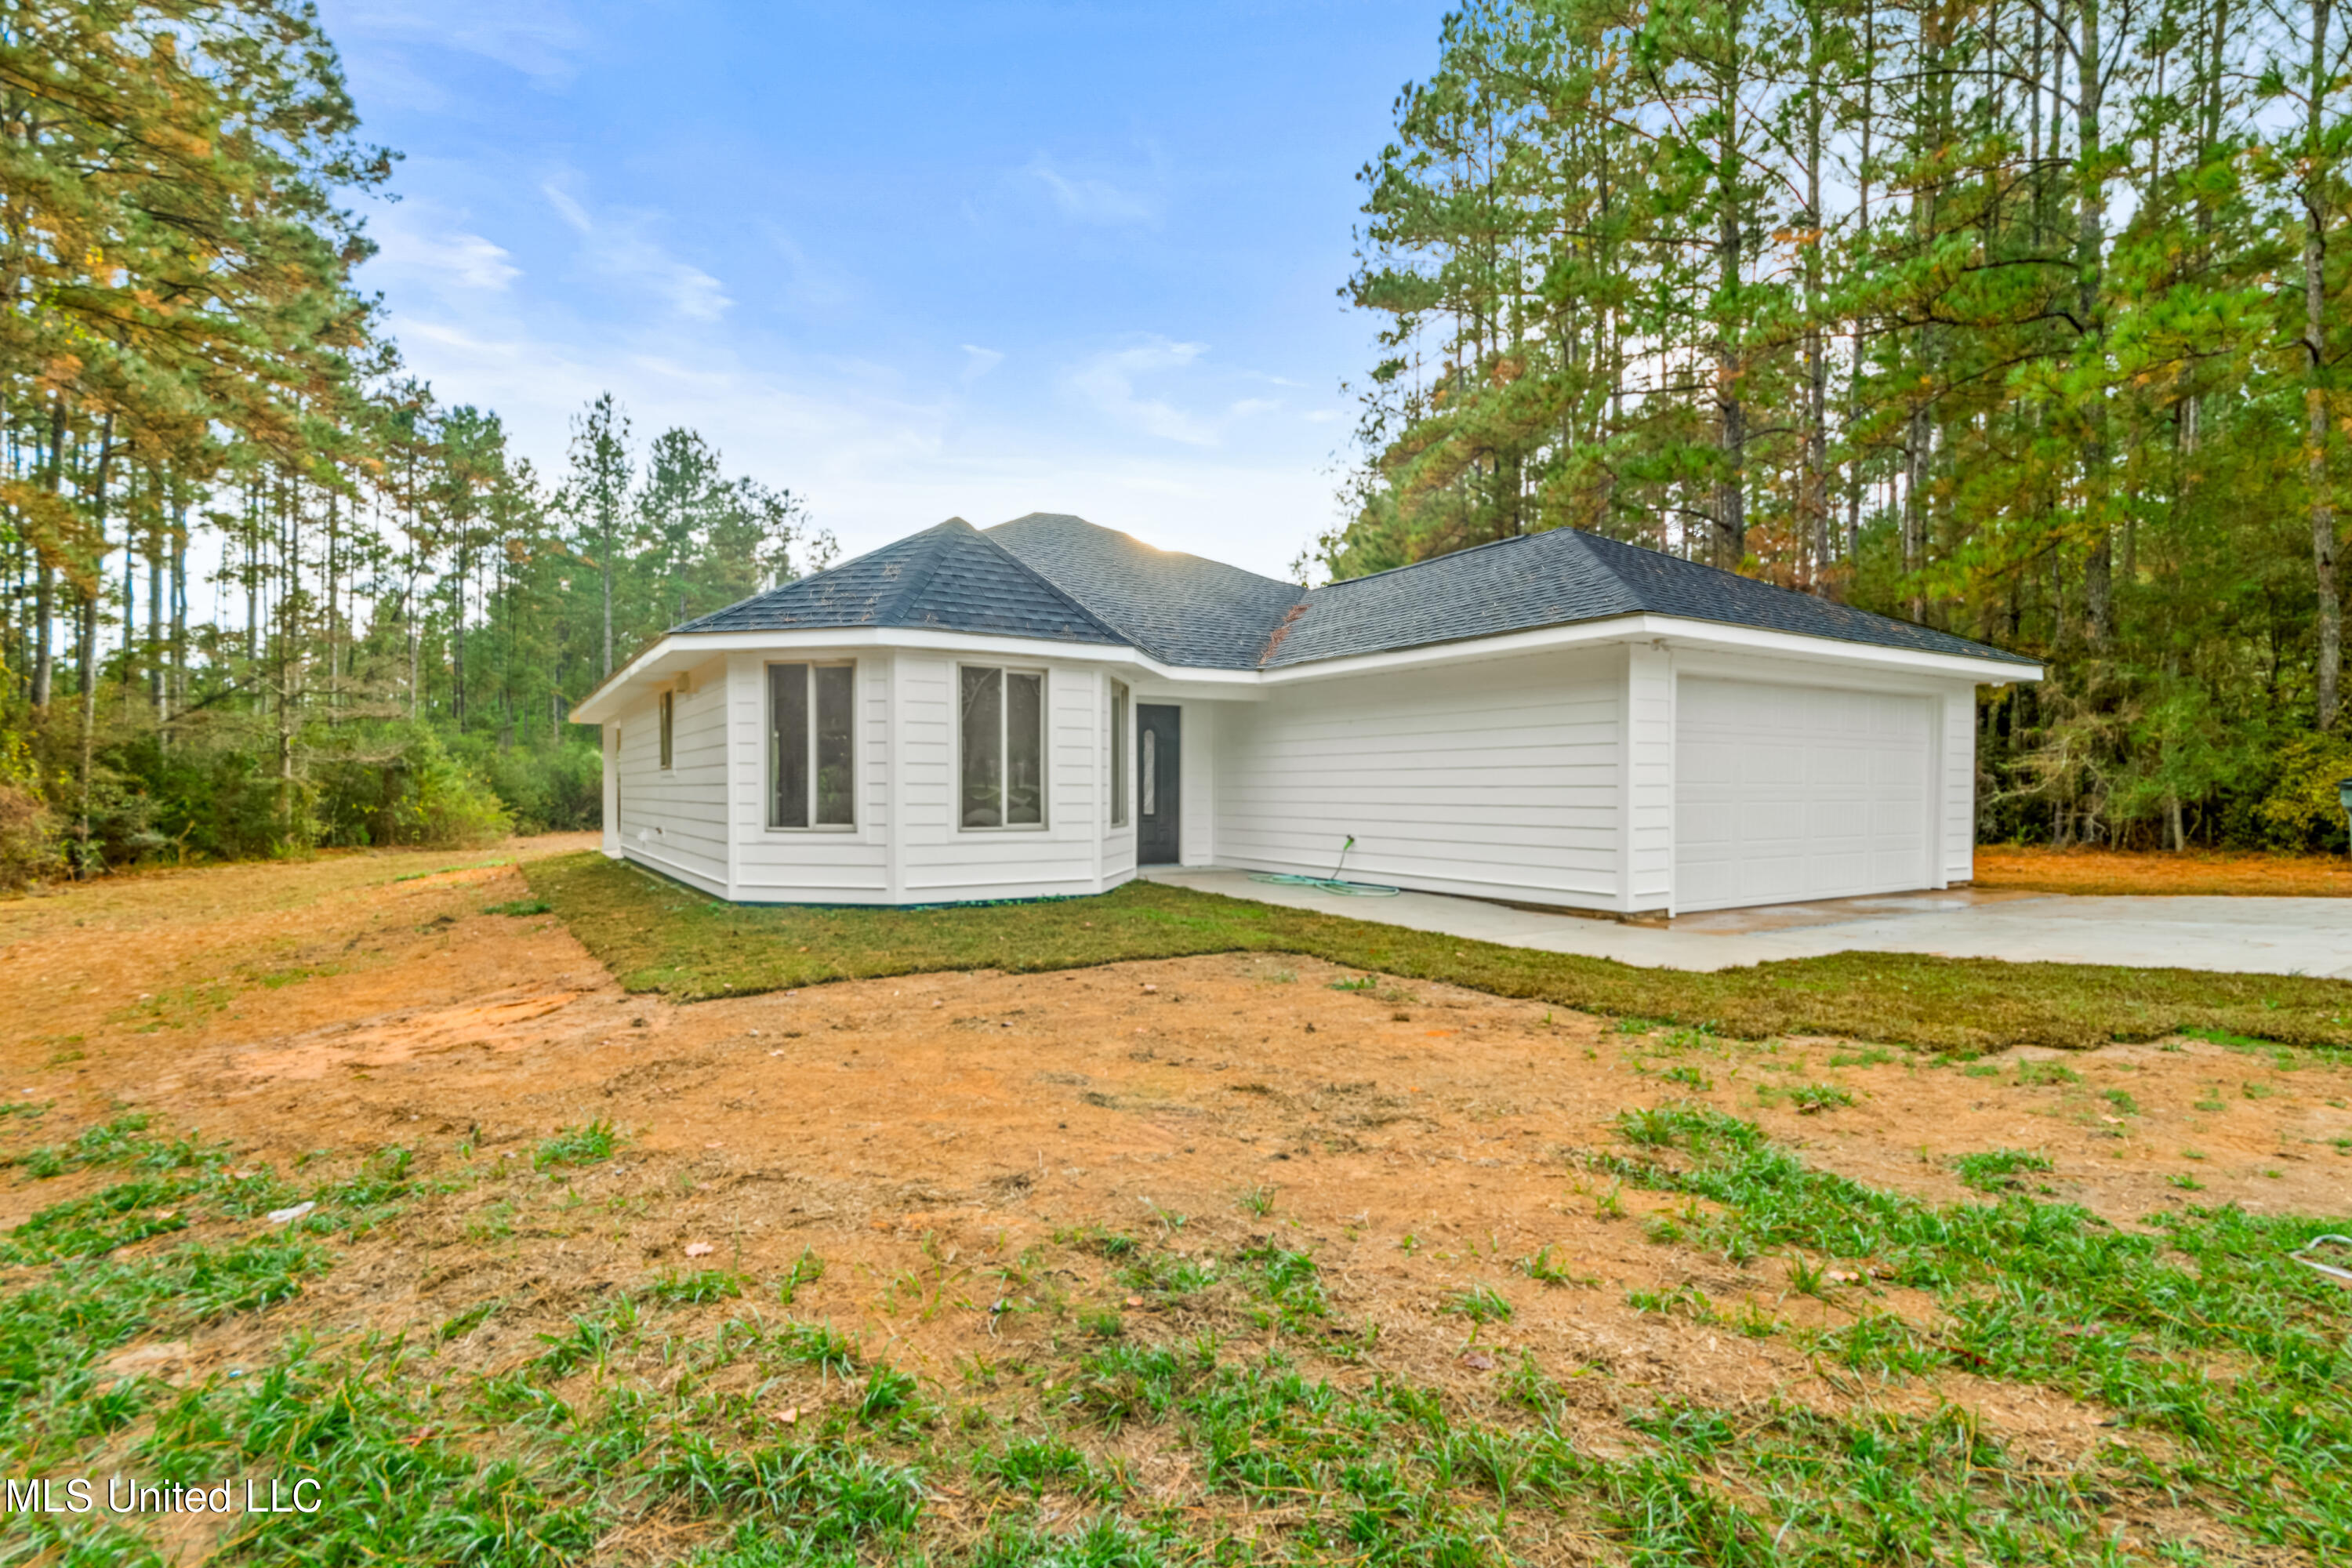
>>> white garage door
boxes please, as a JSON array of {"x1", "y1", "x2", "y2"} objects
[{"x1": 1674, "y1": 678, "x2": 1933, "y2": 913}]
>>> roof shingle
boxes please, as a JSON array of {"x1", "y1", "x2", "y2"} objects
[
  {"x1": 673, "y1": 517, "x2": 1126, "y2": 647},
  {"x1": 674, "y1": 512, "x2": 2035, "y2": 672},
  {"x1": 1267, "y1": 527, "x2": 2038, "y2": 667},
  {"x1": 987, "y1": 512, "x2": 1308, "y2": 668}
]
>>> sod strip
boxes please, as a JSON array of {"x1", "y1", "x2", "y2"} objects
[{"x1": 524, "y1": 852, "x2": 2352, "y2": 1054}]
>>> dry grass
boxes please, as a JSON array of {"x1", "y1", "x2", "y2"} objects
[
  {"x1": 7, "y1": 844, "x2": 2351, "y2": 1564},
  {"x1": 1975, "y1": 844, "x2": 2352, "y2": 897}
]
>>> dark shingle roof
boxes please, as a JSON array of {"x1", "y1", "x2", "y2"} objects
[
  {"x1": 987, "y1": 513, "x2": 1308, "y2": 669},
  {"x1": 676, "y1": 512, "x2": 2034, "y2": 671},
  {"x1": 1265, "y1": 527, "x2": 2039, "y2": 668},
  {"x1": 673, "y1": 517, "x2": 1125, "y2": 646}
]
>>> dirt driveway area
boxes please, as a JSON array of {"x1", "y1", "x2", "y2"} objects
[{"x1": 5, "y1": 840, "x2": 2348, "y2": 1443}]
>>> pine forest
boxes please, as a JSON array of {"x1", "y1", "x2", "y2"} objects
[
  {"x1": 2, "y1": 0, "x2": 2348, "y2": 886},
  {"x1": 1323, "y1": 0, "x2": 2352, "y2": 851}
]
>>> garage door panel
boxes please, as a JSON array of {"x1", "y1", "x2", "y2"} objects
[
  {"x1": 1737, "y1": 855, "x2": 1808, "y2": 902},
  {"x1": 1675, "y1": 677, "x2": 1933, "y2": 913},
  {"x1": 1679, "y1": 741, "x2": 1742, "y2": 787},
  {"x1": 1740, "y1": 800, "x2": 1806, "y2": 845},
  {"x1": 1807, "y1": 849, "x2": 1872, "y2": 887},
  {"x1": 1809, "y1": 746, "x2": 1872, "y2": 785},
  {"x1": 1682, "y1": 681, "x2": 1748, "y2": 725},
  {"x1": 1676, "y1": 800, "x2": 1738, "y2": 847},
  {"x1": 1806, "y1": 802, "x2": 1867, "y2": 843}
]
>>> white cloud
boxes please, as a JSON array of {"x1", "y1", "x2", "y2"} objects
[
  {"x1": 1068, "y1": 336, "x2": 1216, "y2": 445},
  {"x1": 1024, "y1": 155, "x2": 1160, "y2": 226},
  {"x1": 1228, "y1": 397, "x2": 1280, "y2": 419},
  {"x1": 371, "y1": 221, "x2": 520, "y2": 292},
  {"x1": 383, "y1": 314, "x2": 1336, "y2": 577},
  {"x1": 960, "y1": 344, "x2": 1005, "y2": 383},
  {"x1": 327, "y1": 0, "x2": 584, "y2": 82},
  {"x1": 539, "y1": 180, "x2": 731, "y2": 321},
  {"x1": 541, "y1": 183, "x2": 591, "y2": 233}
]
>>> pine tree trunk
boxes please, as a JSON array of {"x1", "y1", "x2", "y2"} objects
[
  {"x1": 2307, "y1": 0, "x2": 2340, "y2": 729},
  {"x1": 1712, "y1": 27, "x2": 1746, "y2": 569},
  {"x1": 1802, "y1": 1, "x2": 1830, "y2": 591},
  {"x1": 170, "y1": 511, "x2": 187, "y2": 740},
  {"x1": 78, "y1": 416, "x2": 114, "y2": 873},
  {"x1": 147, "y1": 511, "x2": 162, "y2": 717},
  {"x1": 30, "y1": 564, "x2": 51, "y2": 710},
  {"x1": 602, "y1": 494, "x2": 615, "y2": 678},
  {"x1": 2076, "y1": 0, "x2": 2114, "y2": 649}
]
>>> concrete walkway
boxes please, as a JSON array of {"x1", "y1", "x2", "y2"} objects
[{"x1": 1142, "y1": 868, "x2": 2352, "y2": 979}]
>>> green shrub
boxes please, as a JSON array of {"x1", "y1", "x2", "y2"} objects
[
  {"x1": 0, "y1": 780, "x2": 60, "y2": 890},
  {"x1": 2258, "y1": 733, "x2": 2352, "y2": 851},
  {"x1": 387, "y1": 731, "x2": 511, "y2": 848},
  {"x1": 464, "y1": 738, "x2": 604, "y2": 833}
]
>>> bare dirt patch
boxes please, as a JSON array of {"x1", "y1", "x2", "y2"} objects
[{"x1": 6, "y1": 840, "x2": 2348, "y2": 1462}]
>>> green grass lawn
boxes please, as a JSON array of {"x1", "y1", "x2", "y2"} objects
[
  {"x1": 524, "y1": 852, "x2": 2352, "y2": 1054},
  {"x1": 6, "y1": 1102, "x2": 2345, "y2": 1564}
]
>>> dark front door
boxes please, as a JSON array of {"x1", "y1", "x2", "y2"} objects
[{"x1": 1137, "y1": 703, "x2": 1181, "y2": 865}]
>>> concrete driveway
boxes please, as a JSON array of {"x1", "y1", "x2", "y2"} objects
[{"x1": 1142, "y1": 868, "x2": 2352, "y2": 979}]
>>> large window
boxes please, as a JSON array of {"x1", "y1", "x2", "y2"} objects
[
  {"x1": 769, "y1": 662, "x2": 855, "y2": 829},
  {"x1": 1109, "y1": 679, "x2": 1130, "y2": 827},
  {"x1": 960, "y1": 666, "x2": 1045, "y2": 828}
]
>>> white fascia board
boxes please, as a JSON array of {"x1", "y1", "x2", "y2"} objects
[
  {"x1": 1254, "y1": 613, "x2": 2043, "y2": 688},
  {"x1": 570, "y1": 627, "x2": 1262, "y2": 723},
  {"x1": 574, "y1": 610, "x2": 2042, "y2": 721}
]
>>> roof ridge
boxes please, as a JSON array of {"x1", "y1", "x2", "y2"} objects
[
  {"x1": 1304, "y1": 527, "x2": 1560, "y2": 596},
  {"x1": 993, "y1": 512, "x2": 1303, "y2": 593},
  {"x1": 871, "y1": 521, "x2": 970, "y2": 624}
]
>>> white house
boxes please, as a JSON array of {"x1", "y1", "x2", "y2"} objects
[{"x1": 569, "y1": 514, "x2": 2042, "y2": 916}]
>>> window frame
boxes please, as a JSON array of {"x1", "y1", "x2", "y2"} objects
[
  {"x1": 1109, "y1": 677, "x2": 1131, "y2": 829},
  {"x1": 956, "y1": 662, "x2": 1050, "y2": 832},
  {"x1": 658, "y1": 689, "x2": 675, "y2": 771},
  {"x1": 765, "y1": 659, "x2": 858, "y2": 833}
]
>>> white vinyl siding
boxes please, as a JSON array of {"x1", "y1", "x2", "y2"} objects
[
  {"x1": 1673, "y1": 677, "x2": 1933, "y2": 913},
  {"x1": 730, "y1": 651, "x2": 890, "y2": 902},
  {"x1": 606, "y1": 633, "x2": 1994, "y2": 913},
  {"x1": 1624, "y1": 644, "x2": 1675, "y2": 911},
  {"x1": 895, "y1": 654, "x2": 1107, "y2": 901},
  {"x1": 1214, "y1": 650, "x2": 1623, "y2": 907},
  {"x1": 1942, "y1": 688, "x2": 1976, "y2": 884},
  {"x1": 612, "y1": 673, "x2": 729, "y2": 896}
]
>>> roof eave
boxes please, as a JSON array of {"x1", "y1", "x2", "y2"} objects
[
  {"x1": 1256, "y1": 612, "x2": 2043, "y2": 684},
  {"x1": 572, "y1": 607, "x2": 2042, "y2": 723},
  {"x1": 568, "y1": 623, "x2": 1264, "y2": 724}
]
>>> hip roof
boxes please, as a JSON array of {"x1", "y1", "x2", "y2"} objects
[{"x1": 673, "y1": 510, "x2": 2038, "y2": 671}]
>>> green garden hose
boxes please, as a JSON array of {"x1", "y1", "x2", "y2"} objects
[{"x1": 1248, "y1": 835, "x2": 1400, "y2": 897}]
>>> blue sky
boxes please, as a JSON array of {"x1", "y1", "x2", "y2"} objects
[{"x1": 321, "y1": 1, "x2": 1450, "y2": 578}]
